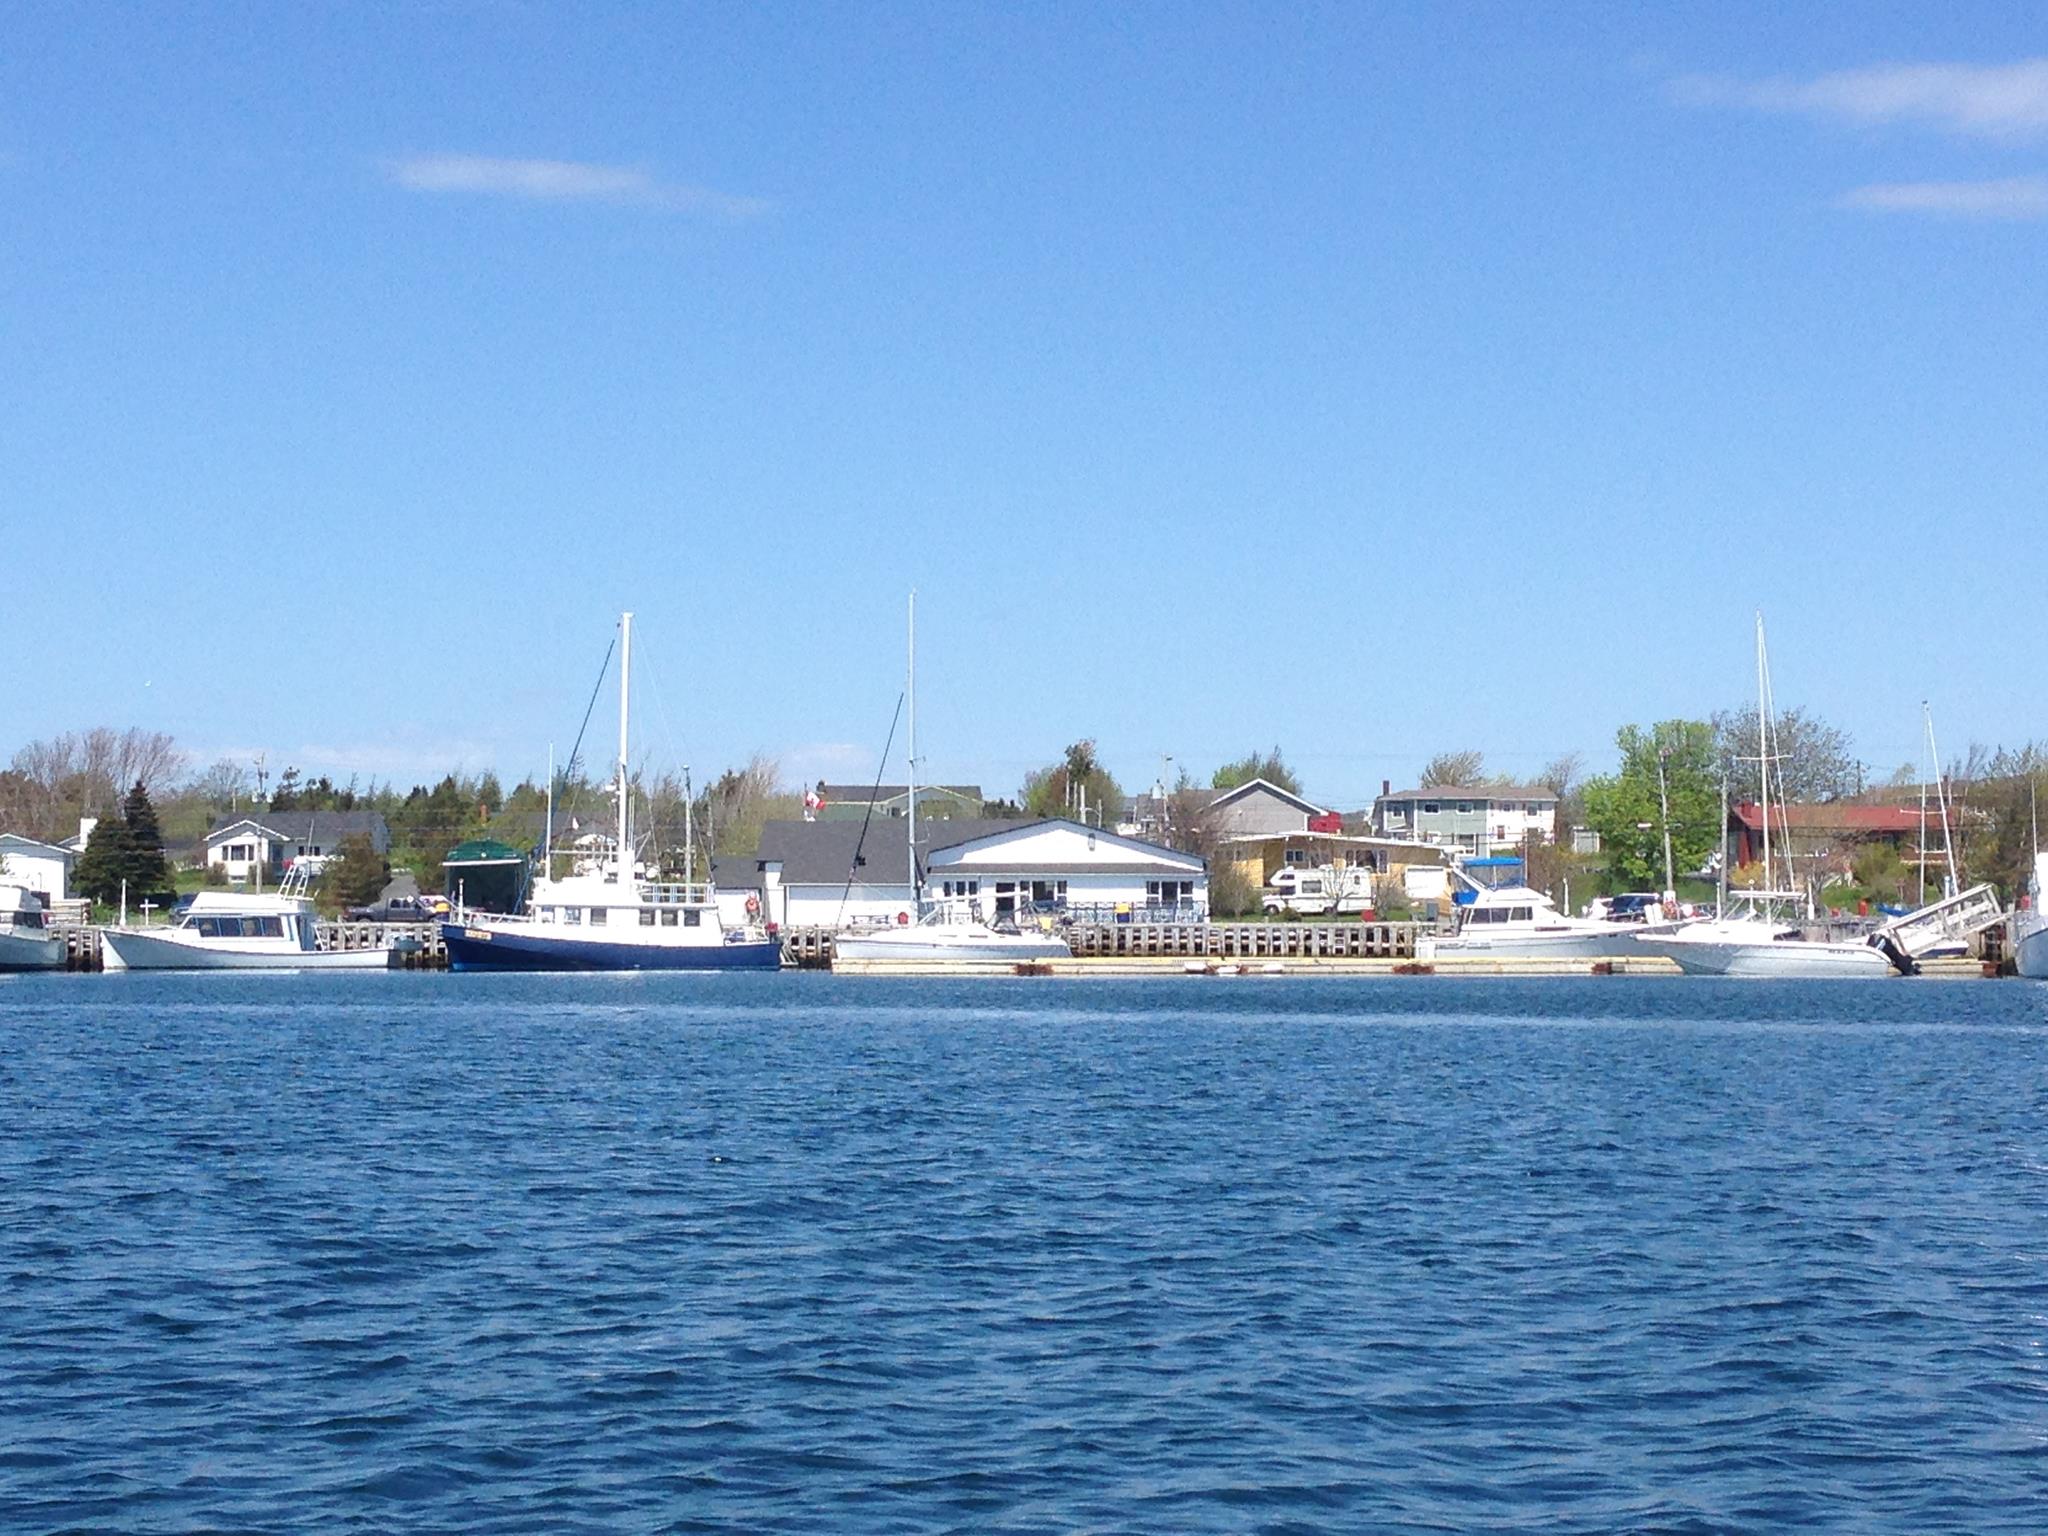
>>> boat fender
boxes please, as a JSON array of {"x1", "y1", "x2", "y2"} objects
[{"x1": 896, "y1": 910, "x2": 910, "y2": 926}]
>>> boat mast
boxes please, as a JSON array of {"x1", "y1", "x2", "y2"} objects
[
  {"x1": 617, "y1": 611, "x2": 633, "y2": 883},
  {"x1": 906, "y1": 590, "x2": 918, "y2": 905},
  {"x1": 1755, "y1": 611, "x2": 1773, "y2": 900},
  {"x1": 545, "y1": 741, "x2": 555, "y2": 884},
  {"x1": 1926, "y1": 704, "x2": 1958, "y2": 900}
]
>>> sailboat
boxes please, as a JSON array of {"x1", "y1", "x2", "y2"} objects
[
  {"x1": 832, "y1": 595, "x2": 1071, "y2": 966},
  {"x1": 441, "y1": 613, "x2": 783, "y2": 972},
  {"x1": 1635, "y1": 615, "x2": 1894, "y2": 977},
  {"x1": 2011, "y1": 783, "x2": 2048, "y2": 979}
]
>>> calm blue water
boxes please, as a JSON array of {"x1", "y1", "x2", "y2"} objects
[{"x1": 3, "y1": 973, "x2": 2047, "y2": 1533}]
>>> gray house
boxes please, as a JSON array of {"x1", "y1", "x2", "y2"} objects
[{"x1": 1370, "y1": 784, "x2": 1557, "y2": 855}]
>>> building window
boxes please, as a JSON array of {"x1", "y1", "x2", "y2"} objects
[
  {"x1": 1422, "y1": 802, "x2": 1440, "y2": 815},
  {"x1": 1457, "y1": 802, "x2": 1473, "y2": 814},
  {"x1": 660, "y1": 910, "x2": 679, "y2": 926},
  {"x1": 565, "y1": 908, "x2": 582, "y2": 924}
]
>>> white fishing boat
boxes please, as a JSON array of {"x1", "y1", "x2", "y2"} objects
[
  {"x1": 0, "y1": 884, "x2": 65, "y2": 971},
  {"x1": 99, "y1": 868, "x2": 402, "y2": 971},
  {"x1": 831, "y1": 594, "x2": 1070, "y2": 967},
  {"x1": 1635, "y1": 614, "x2": 1897, "y2": 978},
  {"x1": 2012, "y1": 854, "x2": 2048, "y2": 978},
  {"x1": 441, "y1": 612, "x2": 782, "y2": 972}
]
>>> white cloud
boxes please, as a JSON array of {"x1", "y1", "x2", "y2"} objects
[
  {"x1": 1837, "y1": 175, "x2": 2048, "y2": 219},
  {"x1": 386, "y1": 153, "x2": 769, "y2": 218},
  {"x1": 1674, "y1": 57, "x2": 2048, "y2": 139}
]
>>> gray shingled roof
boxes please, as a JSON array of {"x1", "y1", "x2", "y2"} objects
[{"x1": 207, "y1": 810, "x2": 391, "y2": 852}]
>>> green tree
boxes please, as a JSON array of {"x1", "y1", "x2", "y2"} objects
[
  {"x1": 1021, "y1": 740, "x2": 1122, "y2": 824},
  {"x1": 1211, "y1": 747, "x2": 1302, "y2": 796},
  {"x1": 1580, "y1": 721, "x2": 1721, "y2": 890},
  {"x1": 325, "y1": 832, "x2": 391, "y2": 908},
  {"x1": 71, "y1": 815, "x2": 137, "y2": 906},
  {"x1": 73, "y1": 781, "x2": 174, "y2": 906}
]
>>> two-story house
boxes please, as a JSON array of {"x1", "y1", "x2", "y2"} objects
[{"x1": 1371, "y1": 783, "x2": 1558, "y2": 855}]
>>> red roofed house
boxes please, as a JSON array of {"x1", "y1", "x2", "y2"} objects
[{"x1": 1729, "y1": 801, "x2": 1936, "y2": 879}]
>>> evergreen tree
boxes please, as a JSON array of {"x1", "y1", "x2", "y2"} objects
[
  {"x1": 326, "y1": 833, "x2": 390, "y2": 908},
  {"x1": 72, "y1": 814, "x2": 138, "y2": 906},
  {"x1": 118, "y1": 780, "x2": 175, "y2": 901}
]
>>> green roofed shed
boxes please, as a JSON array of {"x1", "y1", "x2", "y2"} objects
[{"x1": 443, "y1": 838, "x2": 529, "y2": 914}]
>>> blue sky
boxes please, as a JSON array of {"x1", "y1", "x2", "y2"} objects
[{"x1": 4, "y1": 3, "x2": 2043, "y2": 807}]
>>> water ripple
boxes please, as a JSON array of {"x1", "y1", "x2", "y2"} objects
[{"x1": 3, "y1": 973, "x2": 2047, "y2": 1531}]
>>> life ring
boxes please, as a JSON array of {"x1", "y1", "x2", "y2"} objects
[
  {"x1": 896, "y1": 910, "x2": 910, "y2": 925},
  {"x1": 744, "y1": 895, "x2": 760, "y2": 917}
]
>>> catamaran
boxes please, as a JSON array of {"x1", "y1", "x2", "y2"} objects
[
  {"x1": 832, "y1": 594, "x2": 1070, "y2": 966},
  {"x1": 441, "y1": 612, "x2": 782, "y2": 972}
]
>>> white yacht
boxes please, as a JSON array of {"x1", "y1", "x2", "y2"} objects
[
  {"x1": 1634, "y1": 614, "x2": 1896, "y2": 979},
  {"x1": 2012, "y1": 852, "x2": 2048, "y2": 979},
  {"x1": 440, "y1": 612, "x2": 782, "y2": 973},
  {"x1": 831, "y1": 594, "x2": 1071, "y2": 968},
  {"x1": 100, "y1": 870, "x2": 402, "y2": 971},
  {"x1": 1, "y1": 884, "x2": 65, "y2": 971},
  {"x1": 1430, "y1": 877, "x2": 1682, "y2": 961},
  {"x1": 834, "y1": 898, "x2": 1071, "y2": 964}
]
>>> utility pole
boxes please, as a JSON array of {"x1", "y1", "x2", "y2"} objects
[{"x1": 1656, "y1": 744, "x2": 1676, "y2": 900}]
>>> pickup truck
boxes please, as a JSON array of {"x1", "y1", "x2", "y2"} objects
[{"x1": 344, "y1": 895, "x2": 449, "y2": 923}]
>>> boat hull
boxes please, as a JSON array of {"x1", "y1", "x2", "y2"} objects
[
  {"x1": 1434, "y1": 924, "x2": 1675, "y2": 961},
  {"x1": 442, "y1": 922, "x2": 783, "y2": 972},
  {"x1": 833, "y1": 932, "x2": 1072, "y2": 963},
  {"x1": 100, "y1": 929, "x2": 397, "y2": 971},
  {"x1": 2013, "y1": 909, "x2": 2048, "y2": 979},
  {"x1": 1637, "y1": 932, "x2": 1894, "y2": 978},
  {"x1": 0, "y1": 929, "x2": 65, "y2": 971}
]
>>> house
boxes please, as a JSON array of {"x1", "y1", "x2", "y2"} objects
[
  {"x1": 205, "y1": 810, "x2": 390, "y2": 881},
  {"x1": 1118, "y1": 777, "x2": 1328, "y2": 843},
  {"x1": 1728, "y1": 801, "x2": 1932, "y2": 877},
  {"x1": 1371, "y1": 782, "x2": 1558, "y2": 854},
  {"x1": 1213, "y1": 830, "x2": 1450, "y2": 901},
  {"x1": 0, "y1": 832, "x2": 78, "y2": 906},
  {"x1": 713, "y1": 817, "x2": 1207, "y2": 928},
  {"x1": 813, "y1": 784, "x2": 984, "y2": 821}
]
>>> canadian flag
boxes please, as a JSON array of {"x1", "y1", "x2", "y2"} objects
[{"x1": 803, "y1": 786, "x2": 824, "y2": 821}]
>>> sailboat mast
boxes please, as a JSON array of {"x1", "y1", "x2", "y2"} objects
[
  {"x1": 1755, "y1": 612, "x2": 1772, "y2": 895},
  {"x1": 617, "y1": 611, "x2": 633, "y2": 881},
  {"x1": 545, "y1": 741, "x2": 555, "y2": 885},
  {"x1": 1926, "y1": 704, "x2": 1958, "y2": 899},
  {"x1": 906, "y1": 591, "x2": 917, "y2": 902}
]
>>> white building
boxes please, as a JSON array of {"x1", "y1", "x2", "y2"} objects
[
  {"x1": 205, "y1": 811, "x2": 391, "y2": 882},
  {"x1": 715, "y1": 817, "x2": 1207, "y2": 929},
  {"x1": 0, "y1": 832, "x2": 77, "y2": 906}
]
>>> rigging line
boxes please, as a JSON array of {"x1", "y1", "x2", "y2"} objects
[
  {"x1": 835, "y1": 692, "x2": 907, "y2": 931},
  {"x1": 557, "y1": 636, "x2": 616, "y2": 843}
]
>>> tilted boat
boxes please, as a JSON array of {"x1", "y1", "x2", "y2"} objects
[
  {"x1": 0, "y1": 884, "x2": 65, "y2": 971},
  {"x1": 441, "y1": 612, "x2": 782, "y2": 973}
]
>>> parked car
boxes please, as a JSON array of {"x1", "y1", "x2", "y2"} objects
[{"x1": 344, "y1": 895, "x2": 447, "y2": 924}]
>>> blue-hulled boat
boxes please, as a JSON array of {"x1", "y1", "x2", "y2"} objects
[{"x1": 440, "y1": 611, "x2": 782, "y2": 973}]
